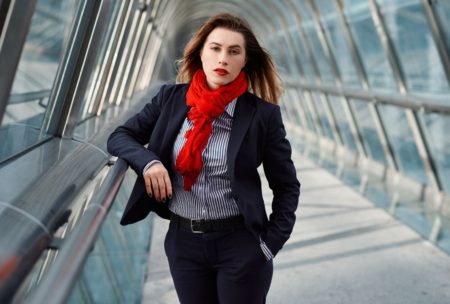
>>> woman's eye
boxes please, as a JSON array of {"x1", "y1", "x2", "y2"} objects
[
  {"x1": 211, "y1": 47, "x2": 220, "y2": 51},
  {"x1": 230, "y1": 49, "x2": 240, "y2": 55}
]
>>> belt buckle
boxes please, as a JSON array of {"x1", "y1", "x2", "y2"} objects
[{"x1": 190, "y1": 219, "x2": 204, "y2": 234}]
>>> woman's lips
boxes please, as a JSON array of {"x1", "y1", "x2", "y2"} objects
[{"x1": 214, "y1": 68, "x2": 229, "y2": 76}]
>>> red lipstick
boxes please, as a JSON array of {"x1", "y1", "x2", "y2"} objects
[{"x1": 214, "y1": 68, "x2": 229, "y2": 76}]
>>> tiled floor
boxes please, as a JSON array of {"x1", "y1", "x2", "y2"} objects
[{"x1": 142, "y1": 152, "x2": 450, "y2": 304}]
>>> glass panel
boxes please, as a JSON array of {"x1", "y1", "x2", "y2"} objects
[
  {"x1": 316, "y1": 0, "x2": 361, "y2": 88},
  {"x1": 279, "y1": 32, "x2": 297, "y2": 78},
  {"x1": 350, "y1": 99, "x2": 387, "y2": 165},
  {"x1": 285, "y1": 90, "x2": 303, "y2": 127},
  {"x1": 68, "y1": 171, "x2": 152, "y2": 304},
  {"x1": 269, "y1": 35, "x2": 288, "y2": 76},
  {"x1": 302, "y1": 20, "x2": 336, "y2": 86},
  {"x1": 434, "y1": 0, "x2": 450, "y2": 52},
  {"x1": 78, "y1": 1, "x2": 121, "y2": 122},
  {"x1": 378, "y1": 104, "x2": 427, "y2": 184},
  {"x1": 376, "y1": 0, "x2": 450, "y2": 99},
  {"x1": 343, "y1": 0, "x2": 397, "y2": 91},
  {"x1": 280, "y1": 90, "x2": 295, "y2": 126},
  {"x1": 289, "y1": 27, "x2": 316, "y2": 82},
  {"x1": 437, "y1": 215, "x2": 450, "y2": 254},
  {"x1": 294, "y1": 0, "x2": 336, "y2": 85},
  {"x1": 0, "y1": 0, "x2": 79, "y2": 162},
  {"x1": 421, "y1": 113, "x2": 450, "y2": 193},
  {"x1": 327, "y1": 95, "x2": 357, "y2": 151},
  {"x1": 310, "y1": 92, "x2": 334, "y2": 140},
  {"x1": 271, "y1": 1, "x2": 310, "y2": 81},
  {"x1": 298, "y1": 90, "x2": 317, "y2": 132}
]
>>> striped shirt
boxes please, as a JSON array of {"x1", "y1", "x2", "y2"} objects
[
  {"x1": 166, "y1": 98, "x2": 273, "y2": 260},
  {"x1": 169, "y1": 99, "x2": 239, "y2": 219}
]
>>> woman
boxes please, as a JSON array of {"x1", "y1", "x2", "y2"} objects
[{"x1": 107, "y1": 13, "x2": 300, "y2": 304}]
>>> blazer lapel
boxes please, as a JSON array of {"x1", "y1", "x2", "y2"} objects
[
  {"x1": 227, "y1": 93, "x2": 256, "y2": 178},
  {"x1": 160, "y1": 87, "x2": 190, "y2": 163}
]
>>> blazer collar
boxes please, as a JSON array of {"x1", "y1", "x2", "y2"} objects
[
  {"x1": 160, "y1": 85, "x2": 190, "y2": 156},
  {"x1": 227, "y1": 92, "x2": 256, "y2": 176}
]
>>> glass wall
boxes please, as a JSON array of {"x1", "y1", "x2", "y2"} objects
[
  {"x1": 273, "y1": 0, "x2": 450, "y2": 254},
  {"x1": 316, "y1": 0, "x2": 361, "y2": 88},
  {"x1": 343, "y1": 0, "x2": 397, "y2": 91},
  {"x1": 68, "y1": 171, "x2": 152, "y2": 304},
  {"x1": 376, "y1": 0, "x2": 450, "y2": 98},
  {"x1": 0, "y1": 0, "x2": 161, "y2": 301},
  {"x1": 0, "y1": 0, "x2": 79, "y2": 162}
]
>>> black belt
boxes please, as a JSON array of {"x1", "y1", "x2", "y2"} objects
[{"x1": 170, "y1": 213, "x2": 245, "y2": 234}]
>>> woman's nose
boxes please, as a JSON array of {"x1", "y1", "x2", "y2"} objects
[{"x1": 218, "y1": 52, "x2": 228, "y2": 65}]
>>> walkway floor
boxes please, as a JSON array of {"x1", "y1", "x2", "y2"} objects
[{"x1": 141, "y1": 152, "x2": 450, "y2": 304}]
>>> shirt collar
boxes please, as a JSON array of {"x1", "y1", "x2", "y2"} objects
[{"x1": 225, "y1": 98, "x2": 237, "y2": 117}]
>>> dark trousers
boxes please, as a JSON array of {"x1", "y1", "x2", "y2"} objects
[{"x1": 164, "y1": 220, "x2": 273, "y2": 304}]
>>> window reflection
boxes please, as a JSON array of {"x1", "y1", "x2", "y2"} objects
[
  {"x1": 316, "y1": 0, "x2": 361, "y2": 88},
  {"x1": 421, "y1": 113, "x2": 450, "y2": 192},
  {"x1": 328, "y1": 95, "x2": 357, "y2": 151},
  {"x1": 377, "y1": 0, "x2": 450, "y2": 97},
  {"x1": 298, "y1": 90, "x2": 318, "y2": 133},
  {"x1": 284, "y1": 90, "x2": 303, "y2": 127},
  {"x1": 289, "y1": 27, "x2": 316, "y2": 83},
  {"x1": 343, "y1": 0, "x2": 397, "y2": 91},
  {"x1": 78, "y1": 2, "x2": 121, "y2": 121},
  {"x1": 0, "y1": 0, "x2": 79, "y2": 162},
  {"x1": 310, "y1": 92, "x2": 335, "y2": 140},
  {"x1": 434, "y1": 0, "x2": 450, "y2": 52},
  {"x1": 350, "y1": 99, "x2": 387, "y2": 165},
  {"x1": 67, "y1": 171, "x2": 152, "y2": 304},
  {"x1": 378, "y1": 104, "x2": 427, "y2": 184},
  {"x1": 293, "y1": 1, "x2": 336, "y2": 85}
]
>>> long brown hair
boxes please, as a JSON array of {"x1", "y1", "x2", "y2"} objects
[{"x1": 176, "y1": 13, "x2": 283, "y2": 104}]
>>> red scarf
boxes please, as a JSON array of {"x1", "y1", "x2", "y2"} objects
[{"x1": 176, "y1": 69, "x2": 248, "y2": 191}]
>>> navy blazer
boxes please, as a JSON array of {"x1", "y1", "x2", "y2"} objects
[{"x1": 107, "y1": 84, "x2": 300, "y2": 256}]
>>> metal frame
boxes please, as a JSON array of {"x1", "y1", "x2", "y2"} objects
[
  {"x1": 109, "y1": 1, "x2": 142, "y2": 105},
  {"x1": 0, "y1": 0, "x2": 11, "y2": 35},
  {"x1": 284, "y1": 81, "x2": 450, "y2": 115},
  {"x1": 305, "y1": 0, "x2": 367, "y2": 156},
  {"x1": 367, "y1": 0, "x2": 444, "y2": 195},
  {"x1": 60, "y1": 0, "x2": 114, "y2": 138},
  {"x1": 368, "y1": 0, "x2": 407, "y2": 94},
  {"x1": 28, "y1": 158, "x2": 128, "y2": 304},
  {"x1": 264, "y1": 0, "x2": 316, "y2": 132},
  {"x1": 0, "y1": 0, "x2": 37, "y2": 126},
  {"x1": 82, "y1": 1, "x2": 123, "y2": 117},
  {"x1": 421, "y1": 0, "x2": 450, "y2": 88},
  {"x1": 117, "y1": 6, "x2": 148, "y2": 102},
  {"x1": 102, "y1": 0, "x2": 135, "y2": 106},
  {"x1": 95, "y1": 0, "x2": 130, "y2": 114},
  {"x1": 126, "y1": 3, "x2": 154, "y2": 98},
  {"x1": 40, "y1": 0, "x2": 101, "y2": 137}
]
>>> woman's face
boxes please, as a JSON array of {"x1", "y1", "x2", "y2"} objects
[{"x1": 200, "y1": 27, "x2": 246, "y2": 90}]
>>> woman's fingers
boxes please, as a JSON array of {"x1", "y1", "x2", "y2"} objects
[
  {"x1": 145, "y1": 177, "x2": 153, "y2": 198},
  {"x1": 164, "y1": 174, "x2": 173, "y2": 199},
  {"x1": 144, "y1": 163, "x2": 172, "y2": 202}
]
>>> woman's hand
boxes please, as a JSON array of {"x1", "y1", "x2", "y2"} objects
[{"x1": 144, "y1": 163, "x2": 173, "y2": 202}]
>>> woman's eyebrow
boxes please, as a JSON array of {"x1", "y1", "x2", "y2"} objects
[{"x1": 208, "y1": 42, "x2": 242, "y2": 49}]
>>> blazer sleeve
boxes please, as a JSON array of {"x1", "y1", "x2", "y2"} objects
[
  {"x1": 107, "y1": 85, "x2": 166, "y2": 175},
  {"x1": 262, "y1": 106, "x2": 300, "y2": 256}
]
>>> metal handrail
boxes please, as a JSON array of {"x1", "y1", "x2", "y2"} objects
[
  {"x1": 0, "y1": 81, "x2": 159, "y2": 303},
  {"x1": 8, "y1": 90, "x2": 51, "y2": 105},
  {"x1": 285, "y1": 80, "x2": 450, "y2": 115},
  {"x1": 27, "y1": 158, "x2": 128, "y2": 304}
]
